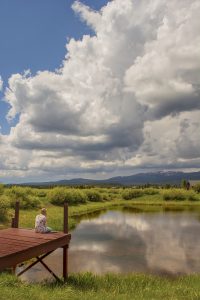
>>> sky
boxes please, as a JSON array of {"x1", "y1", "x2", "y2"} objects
[{"x1": 0, "y1": 0, "x2": 200, "y2": 183}]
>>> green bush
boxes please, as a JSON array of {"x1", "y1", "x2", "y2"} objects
[
  {"x1": 101, "y1": 193, "x2": 113, "y2": 201},
  {"x1": 84, "y1": 190, "x2": 103, "y2": 202},
  {"x1": 5, "y1": 186, "x2": 32, "y2": 199},
  {"x1": 5, "y1": 186, "x2": 41, "y2": 209},
  {"x1": 194, "y1": 184, "x2": 200, "y2": 193},
  {"x1": 122, "y1": 189, "x2": 144, "y2": 200},
  {"x1": 187, "y1": 191, "x2": 199, "y2": 201},
  {"x1": 163, "y1": 189, "x2": 186, "y2": 201},
  {"x1": 13, "y1": 195, "x2": 41, "y2": 209},
  {"x1": 49, "y1": 187, "x2": 87, "y2": 205},
  {"x1": 0, "y1": 195, "x2": 10, "y2": 221},
  {"x1": 109, "y1": 188, "x2": 121, "y2": 195},
  {"x1": 143, "y1": 188, "x2": 159, "y2": 195},
  {"x1": 34, "y1": 189, "x2": 47, "y2": 197},
  {"x1": 163, "y1": 189, "x2": 199, "y2": 201}
]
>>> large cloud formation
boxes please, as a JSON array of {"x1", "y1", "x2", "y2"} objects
[{"x1": 0, "y1": 0, "x2": 200, "y2": 182}]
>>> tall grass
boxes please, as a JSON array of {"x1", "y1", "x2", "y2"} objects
[{"x1": 1, "y1": 272, "x2": 200, "y2": 300}]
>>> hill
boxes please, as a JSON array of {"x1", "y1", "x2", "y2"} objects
[{"x1": 17, "y1": 171, "x2": 200, "y2": 186}]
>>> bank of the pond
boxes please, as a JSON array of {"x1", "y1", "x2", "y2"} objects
[
  {"x1": 0, "y1": 272, "x2": 200, "y2": 300},
  {"x1": 14, "y1": 195, "x2": 200, "y2": 231}
]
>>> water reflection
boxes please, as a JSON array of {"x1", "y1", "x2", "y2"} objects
[{"x1": 20, "y1": 209, "x2": 200, "y2": 282}]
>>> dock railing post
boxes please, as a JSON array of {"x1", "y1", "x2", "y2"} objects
[
  {"x1": 63, "y1": 202, "x2": 68, "y2": 281},
  {"x1": 11, "y1": 217, "x2": 15, "y2": 228},
  {"x1": 11, "y1": 201, "x2": 19, "y2": 274},
  {"x1": 14, "y1": 201, "x2": 19, "y2": 228},
  {"x1": 11, "y1": 201, "x2": 19, "y2": 228}
]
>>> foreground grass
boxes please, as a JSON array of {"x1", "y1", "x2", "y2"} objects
[{"x1": 1, "y1": 272, "x2": 200, "y2": 300}]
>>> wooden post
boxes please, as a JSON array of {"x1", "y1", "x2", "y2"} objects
[
  {"x1": 63, "y1": 202, "x2": 68, "y2": 281},
  {"x1": 63, "y1": 202, "x2": 68, "y2": 234},
  {"x1": 11, "y1": 217, "x2": 15, "y2": 228},
  {"x1": 14, "y1": 201, "x2": 20, "y2": 228},
  {"x1": 11, "y1": 201, "x2": 19, "y2": 274},
  {"x1": 11, "y1": 201, "x2": 19, "y2": 228}
]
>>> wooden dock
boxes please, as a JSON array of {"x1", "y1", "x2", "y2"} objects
[{"x1": 0, "y1": 202, "x2": 71, "y2": 281}]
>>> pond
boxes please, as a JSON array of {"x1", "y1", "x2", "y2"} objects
[{"x1": 19, "y1": 207, "x2": 200, "y2": 282}]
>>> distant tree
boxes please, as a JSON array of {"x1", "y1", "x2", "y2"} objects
[
  {"x1": 186, "y1": 181, "x2": 190, "y2": 190},
  {"x1": 181, "y1": 179, "x2": 187, "y2": 189}
]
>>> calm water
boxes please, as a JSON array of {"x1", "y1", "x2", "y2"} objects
[{"x1": 19, "y1": 208, "x2": 200, "y2": 282}]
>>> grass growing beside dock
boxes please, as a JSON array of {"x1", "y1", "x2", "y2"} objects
[{"x1": 1, "y1": 272, "x2": 200, "y2": 300}]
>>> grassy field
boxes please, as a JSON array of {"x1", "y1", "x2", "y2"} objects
[
  {"x1": 1, "y1": 185, "x2": 200, "y2": 299},
  {"x1": 1, "y1": 272, "x2": 200, "y2": 300}
]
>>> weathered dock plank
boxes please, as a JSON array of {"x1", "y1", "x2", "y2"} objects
[{"x1": 0, "y1": 228, "x2": 71, "y2": 272}]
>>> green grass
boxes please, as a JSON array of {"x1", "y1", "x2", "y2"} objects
[{"x1": 1, "y1": 272, "x2": 200, "y2": 300}]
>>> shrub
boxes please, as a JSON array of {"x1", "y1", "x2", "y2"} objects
[
  {"x1": 101, "y1": 193, "x2": 109, "y2": 201},
  {"x1": 194, "y1": 184, "x2": 200, "y2": 193},
  {"x1": 35, "y1": 189, "x2": 47, "y2": 197},
  {"x1": 163, "y1": 189, "x2": 186, "y2": 201},
  {"x1": 122, "y1": 189, "x2": 144, "y2": 200},
  {"x1": 101, "y1": 193, "x2": 113, "y2": 201},
  {"x1": 14, "y1": 195, "x2": 41, "y2": 209},
  {"x1": 143, "y1": 188, "x2": 159, "y2": 195},
  {"x1": 9, "y1": 195, "x2": 41, "y2": 209},
  {"x1": 49, "y1": 187, "x2": 87, "y2": 206},
  {"x1": 187, "y1": 191, "x2": 199, "y2": 201},
  {"x1": 5, "y1": 186, "x2": 32, "y2": 199},
  {"x1": 5, "y1": 186, "x2": 41, "y2": 209},
  {"x1": 0, "y1": 195, "x2": 10, "y2": 221},
  {"x1": 163, "y1": 189, "x2": 199, "y2": 201},
  {"x1": 84, "y1": 190, "x2": 103, "y2": 202}
]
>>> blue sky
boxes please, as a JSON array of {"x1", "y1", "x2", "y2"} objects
[{"x1": 0, "y1": 0, "x2": 109, "y2": 134}]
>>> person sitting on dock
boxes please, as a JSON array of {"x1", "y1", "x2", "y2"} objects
[{"x1": 35, "y1": 208, "x2": 52, "y2": 233}]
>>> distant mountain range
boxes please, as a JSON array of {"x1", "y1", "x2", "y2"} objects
[{"x1": 18, "y1": 171, "x2": 200, "y2": 186}]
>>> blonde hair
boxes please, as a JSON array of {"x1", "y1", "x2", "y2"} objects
[{"x1": 41, "y1": 208, "x2": 47, "y2": 215}]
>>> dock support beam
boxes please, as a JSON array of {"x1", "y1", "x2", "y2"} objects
[{"x1": 63, "y1": 202, "x2": 68, "y2": 281}]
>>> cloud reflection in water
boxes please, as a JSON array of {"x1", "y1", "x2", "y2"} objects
[{"x1": 20, "y1": 210, "x2": 200, "y2": 282}]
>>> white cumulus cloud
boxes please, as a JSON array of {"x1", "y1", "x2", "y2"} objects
[{"x1": 1, "y1": 0, "x2": 200, "y2": 182}]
